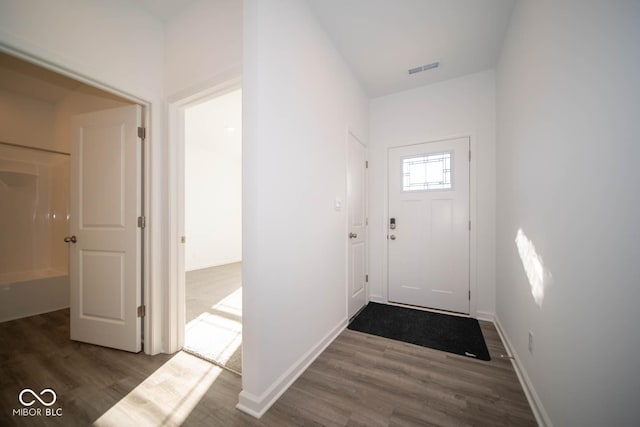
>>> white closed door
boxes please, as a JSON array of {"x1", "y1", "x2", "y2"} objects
[
  {"x1": 388, "y1": 137, "x2": 470, "y2": 314},
  {"x1": 347, "y1": 133, "x2": 368, "y2": 319},
  {"x1": 69, "y1": 105, "x2": 142, "y2": 352}
]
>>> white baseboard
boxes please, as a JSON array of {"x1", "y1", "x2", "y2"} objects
[
  {"x1": 476, "y1": 310, "x2": 495, "y2": 322},
  {"x1": 369, "y1": 294, "x2": 383, "y2": 303},
  {"x1": 493, "y1": 315, "x2": 552, "y2": 427},
  {"x1": 185, "y1": 259, "x2": 242, "y2": 272},
  {"x1": 236, "y1": 319, "x2": 347, "y2": 418}
]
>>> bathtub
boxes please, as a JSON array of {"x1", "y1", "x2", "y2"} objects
[{"x1": 0, "y1": 269, "x2": 69, "y2": 322}]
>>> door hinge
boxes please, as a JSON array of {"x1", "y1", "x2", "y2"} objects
[
  {"x1": 365, "y1": 274, "x2": 369, "y2": 283},
  {"x1": 137, "y1": 305, "x2": 146, "y2": 317},
  {"x1": 138, "y1": 126, "x2": 146, "y2": 140},
  {"x1": 366, "y1": 217, "x2": 369, "y2": 226},
  {"x1": 137, "y1": 216, "x2": 146, "y2": 228},
  {"x1": 365, "y1": 160, "x2": 369, "y2": 168},
  {"x1": 468, "y1": 290, "x2": 471, "y2": 300},
  {"x1": 469, "y1": 150, "x2": 471, "y2": 161}
]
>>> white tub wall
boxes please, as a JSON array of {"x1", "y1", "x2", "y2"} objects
[
  {"x1": 0, "y1": 89, "x2": 56, "y2": 151},
  {"x1": 0, "y1": 145, "x2": 70, "y2": 322},
  {"x1": 50, "y1": 156, "x2": 70, "y2": 273},
  {"x1": 0, "y1": 146, "x2": 70, "y2": 322},
  {"x1": 0, "y1": 146, "x2": 55, "y2": 274},
  {"x1": 0, "y1": 79, "x2": 63, "y2": 278},
  {"x1": 0, "y1": 274, "x2": 69, "y2": 322}
]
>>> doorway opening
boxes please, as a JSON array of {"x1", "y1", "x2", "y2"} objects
[
  {"x1": 0, "y1": 50, "x2": 149, "y2": 352},
  {"x1": 181, "y1": 89, "x2": 242, "y2": 375}
]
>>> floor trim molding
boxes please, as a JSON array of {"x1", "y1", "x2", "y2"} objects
[
  {"x1": 476, "y1": 310, "x2": 495, "y2": 322},
  {"x1": 494, "y1": 315, "x2": 552, "y2": 427},
  {"x1": 236, "y1": 319, "x2": 347, "y2": 418}
]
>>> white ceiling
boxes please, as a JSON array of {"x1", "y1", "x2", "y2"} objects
[
  {"x1": 126, "y1": 0, "x2": 514, "y2": 97},
  {"x1": 129, "y1": 0, "x2": 197, "y2": 21},
  {"x1": 108, "y1": 1, "x2": 513, "y2": 98},
  {"x1": 307, "y1": 0, "x2": 516, "y2": 97}
]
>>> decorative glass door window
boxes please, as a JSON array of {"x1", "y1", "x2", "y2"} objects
[{"x1": 402, "y1": 152, "x2": 452, "y2": 191}]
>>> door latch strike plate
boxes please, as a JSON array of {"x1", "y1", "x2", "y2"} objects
[{"x1": 137, "y1": 305, "x2": 146, "y2": 317}]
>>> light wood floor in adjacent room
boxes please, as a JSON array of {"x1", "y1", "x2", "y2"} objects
[
  {"x1": 185, "y1": 262, "x2": 242, "y2": 324},
  {"x1": 0, "y1": 309, "x2": 536, "y2": 426},
  {"x1": 184, "y1": 262, "x2": 243, "y2": 374}
]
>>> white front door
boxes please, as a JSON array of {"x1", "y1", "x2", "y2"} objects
[
  {"x1": 347, "y1": 132, "x2": 368, "y2": 319},
  {"x1": 388, "y1": 137, "x2": 470, "y2": 314},
  {"x1": 69, "y1": 105, "x2": 143, "y2": 352}
]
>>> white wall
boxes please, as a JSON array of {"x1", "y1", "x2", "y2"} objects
[
  {"x1": 164, "y1": 0, "x2": 242, "y2": 98},
  {"x1": 0, "y1": 89, "x2": 55, "y2": 150},
  {"x1": 241, "y1": 0, "x2": 368, "y2": 416},
  {"x1": 185, "y1": 90, "x2": 242, "y2": 271},
  {"x1": 0, "y1": 0, "x2": 167, "y2": 353},
  {"x1": 369, "y1": 70, "x2": 496, "y2": 317},
  {"x1": 496, "y1": 1, "x2": 640, "y2": 426}
]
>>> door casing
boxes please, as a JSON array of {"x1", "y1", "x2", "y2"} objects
[{"x1": 166, "y1": 77, "x2": 242, "y2": 353}]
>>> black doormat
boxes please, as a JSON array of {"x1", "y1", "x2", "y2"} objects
[{"x1": 348, "y1": 302, "x2": 491, "y2": 361}]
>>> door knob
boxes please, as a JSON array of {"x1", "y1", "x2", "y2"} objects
[
  {"x1": 389, "y1": 235, "x2": 396, "y2": 240},
  {"x1": 64, "y1": 235, "x2": 77, "y2": 244},
  {"x1": 349, "y1": 232, "x2": 358, "y2": 239}
]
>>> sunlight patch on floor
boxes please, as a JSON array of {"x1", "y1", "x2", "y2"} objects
[
  {"x1": 93, "y1": 352, "x2": 221, "y2": 426},
  {"x1": 184, "y1": 288, "x2": 242, "y2": 369},
  {"x1": 515, "y1": 228, "x2": 553, "y2": 307},
  {"x1": 212, "y1": 287, "x2": 242, "y2": 318}
]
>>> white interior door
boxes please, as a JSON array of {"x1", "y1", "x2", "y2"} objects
[
  {"x1": 388, "y1": 137, "x2": 470, "y2": 314},
  {"x1": 69, "y1": 105, "x2": 142, "y2": 352},
  {"x1": 347, "y1": 132, "x2": 368, "y2": 319}
]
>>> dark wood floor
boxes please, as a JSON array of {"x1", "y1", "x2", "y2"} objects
[{"x1": 0, "y1": 309, "x2": 536, "y2": 426}]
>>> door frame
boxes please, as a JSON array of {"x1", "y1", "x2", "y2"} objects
[
  {"x1": 345, "y1": 127, "x2": 369, "y2": 319},
  {"x1": 0, "y1": 43, "x2": 155, "y2": 352},
  {"x1": 383, "y1": 134, "x2": 479, "y2": 317},
  {"x1": 166, "y1": 76, "x2": 242, "y2": 353}
]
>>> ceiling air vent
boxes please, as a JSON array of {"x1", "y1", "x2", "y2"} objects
[{"x1": 408, "y1": 61, "x2": 440, "y2": 75}]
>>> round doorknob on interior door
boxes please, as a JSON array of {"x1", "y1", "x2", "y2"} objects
[
  {"x1": 64, "y1": 235, "x2": 77, "y2": 244},
  {"x1": 349, "y1": 232, "x2": 358, "y2": 239},
  {"x1": 389, "y1": 234, "x2": 396, "y2": 240}
]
